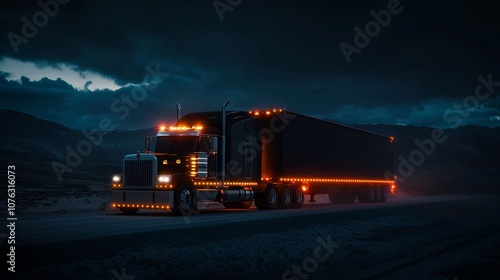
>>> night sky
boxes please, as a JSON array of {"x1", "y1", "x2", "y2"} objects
[{"x1": 1, "y1": 0, "x2": 499, "y2": 130}]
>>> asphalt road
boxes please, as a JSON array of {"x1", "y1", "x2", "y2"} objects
[
  {"x1": 4, "y1": 193, "x2": 500, "y2": 279},
  {"x1": 16, "y1": 194, "x2": 471, "y2": 245}
]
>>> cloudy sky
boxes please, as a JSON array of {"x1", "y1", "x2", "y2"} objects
[{"x1": 1, "y1": 0, "x2": 499, "y2": 129}]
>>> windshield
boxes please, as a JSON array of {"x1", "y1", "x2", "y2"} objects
[{"x1": 154, "y1": 136, "x2": 199, "y2": 153}]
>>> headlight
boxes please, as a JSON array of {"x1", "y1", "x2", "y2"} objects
[
  {"x1": 158, "y1": 175, "x2": 171, "y2": 183},
  {"x1": 112, "y1": 175, "x2": 122, "y2": 183}
]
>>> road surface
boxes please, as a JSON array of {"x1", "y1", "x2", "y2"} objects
[{"x1": 3, "y1": 194, "x2": 500, "y2": 280}]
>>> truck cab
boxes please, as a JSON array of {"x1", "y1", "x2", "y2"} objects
[{"x1": 111, "y1": 111, "x2": 259, "y2": 215}]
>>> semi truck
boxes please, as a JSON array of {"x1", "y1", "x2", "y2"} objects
[{"x1": 111, "y1": 100, "x2": 395, "y2": 215}]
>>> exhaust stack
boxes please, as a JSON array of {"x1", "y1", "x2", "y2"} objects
[{"x1": 221, "y1": 99, "x2": 230, "y2": 188}]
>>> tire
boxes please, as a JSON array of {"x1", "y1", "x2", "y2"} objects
[
  {"x1": 279, "y1": 185, "x2": 292, "y2": 209},
  {"x1": 255, "y1": 184, "x2": 279, "y2": 210},
  {"x1": 343, "y1": 191, "x2": 357, "y2": 203},
  {"x1": 358, "y1": 186, "x2": 375, "y2": 203},
  {"x1": 291, "y1": 186, "x2": 304, "y2": 209},
  {"x1": 171, "y1": 185, "x2": 198, "y2": 216},
  {"x1": 119, "y1": 207, "x2": 138, "y2": 215},
  {"x1": 374, "y1": 186, "x2": 382, "y2": 202},
  {"x1": 379, "y1": 185, "x2": 388, "y2": 202},
  {"x1": 223, "y1": 200, "x2": 253, "y2": 209}
]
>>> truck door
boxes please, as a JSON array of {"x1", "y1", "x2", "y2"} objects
[{"x1": 244, "y1": 143, "x2": 253, "y2": 178}]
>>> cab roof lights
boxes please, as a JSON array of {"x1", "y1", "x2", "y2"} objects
[
  {"x1": 249, "y1": 108, "x2": 283, "y2": 116},
  {"x1": 161, "y1": 125, "x2": 204, "y2": 131}
]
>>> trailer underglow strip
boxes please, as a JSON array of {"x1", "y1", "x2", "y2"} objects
[
  {"x1": 279, "y1": 178, "x2": 394, "y2": 184},
  {"x1": 193, "y1": 181, "x2": 258, "y2": 186}
]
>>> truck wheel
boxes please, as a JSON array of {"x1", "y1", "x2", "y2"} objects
[
  {"x1": 358, "y1": 186, "x2": 375, "y2": 203},
  {"x1": 119, "y1": 207, "x2": 138, "y2": 215},
  {"x1": 291, "y1": 186, "x2": 304, "y2": 209},
  {"x1": 374, "y1": 186, "x2": 382, "y2": 202},
  {"x1": 172, "y1": 186, "x2": 198, "y2": 216},
  {"x1": 279, "y1": 185, "x2": 292, "y2": 209},
  {"x1": 223, "y1": 200, "x2": 253, "y2": 209},
  {"x1": 379, "y1": 186, "x2": 388, "y2": 202},
  {"x1": 255, "y1": 184, "x2": 279, "y2": 210},
  {"x1": 343, "y1": 191, "x2": 357, "y2": 203}
]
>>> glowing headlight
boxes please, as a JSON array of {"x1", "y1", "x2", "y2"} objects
[
  {"x1": 158, "y1": 175, "x2": 171, "y2": 183},
  {"x1": 112, "y1": 175, "x2": 122, "y2": 183}
]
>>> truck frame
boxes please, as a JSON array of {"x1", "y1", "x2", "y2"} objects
[{"x1": 111, "y1": 101, "x2": 395, "y2": 215}]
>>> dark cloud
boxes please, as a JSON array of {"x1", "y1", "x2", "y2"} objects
[
  {"x1": 19, "y1": 76, "x2": 74, "y2": 90},
  {"x1": 0, "y1": 0, "x2": 499, "y2": 128}
]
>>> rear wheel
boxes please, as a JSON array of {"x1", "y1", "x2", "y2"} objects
[
  {"x1": 119, "y1": 207, "x2": 138, "y2": 215},
  {"x1": 222, "y1": 200, "x2": 253, "y2": 209},
  {"x1": 279, "y1": 185, "x2": 292, "y2": 209},
  {"x1": 358, "y1": 186, "x2": 375, "y2": 203},
  {"x1": 374, "y1": 186, "x2": 382, "y2": 202},
  {"x1": 291, "y1": 186, "x2": 304, "y2": 209},
  {"x1": 172, "y1": 185, "x2": 198, "y2": 216},
  {"x1": 255, "y1": 184, "x2": 279, "y2": 210},
  {"x1": 379, "y1": 185, "x2": 388, "y2": 202}
]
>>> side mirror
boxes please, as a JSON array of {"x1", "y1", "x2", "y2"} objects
[{"x1": 210, "y1": 136, "x2": 218, "y2": 154}]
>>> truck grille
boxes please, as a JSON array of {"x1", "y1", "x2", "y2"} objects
[{"x1": 124, "y1": 160, "x2": 153, "y2": 186}]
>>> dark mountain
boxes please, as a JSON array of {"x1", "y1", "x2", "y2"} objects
[
  {"x1": 1, "y1": 110, "x2": 499, "y2": 196},
  {"x1": 354, "y1": 124, "x2": 500, "y2": 194},
  {"x1": 0, "y1": 110, "x2": 156, "y2": 198}
]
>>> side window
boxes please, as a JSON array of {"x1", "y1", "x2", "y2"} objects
[{"x1": 200, "y1": 136, "x2": 211, "y2": 153}]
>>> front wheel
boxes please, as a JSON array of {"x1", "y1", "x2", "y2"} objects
[{"x1": 172, "y1": 185, "x2": 198, "y2": 216}]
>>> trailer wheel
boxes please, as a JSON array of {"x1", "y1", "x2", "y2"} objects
[
  {"x1": 379, "y1": 185, "x2": 388, "y2": 202},
  {"x1": 358, "y1": 186, "x2": 375, "y2": 203},
  {"x1": 374, "y1": 186, "x2": 382, "y2": 202},
  {"x1": 343, "y1": 191, "x2": 357, "y2": 203},
  {"x1": 223, "y1": 200, "x2": 253, "y2": 209},
  {"x1": 279, "y1": 185, "x2": 292, "y2": 209},
  {"x1": 291, "y1": 186, "x2": 304, "y2": 209},
  {"x1": 255, "y1": 184, "x2": 279, "y2": 210},
  {"x1": 119, "y1": 207, "x2": 138, "y2": 215},
  {"x1": 172, "y1": 185, "x2": 198, "y2": 216}
]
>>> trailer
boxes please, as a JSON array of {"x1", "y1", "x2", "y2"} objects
[{"x1": 111, "y1": 102, "x2": 395, "y2": 215}]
